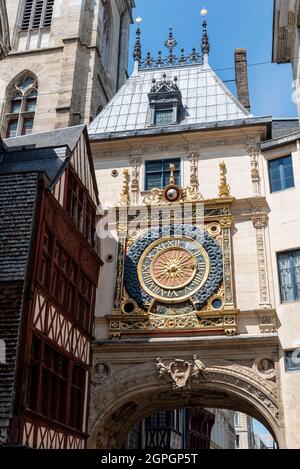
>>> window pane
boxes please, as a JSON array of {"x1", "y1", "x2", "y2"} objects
[
  {"x1": 269, "y1": 156, "x2": 295, "y2": 193},
  {"x1": 292, "y1": 251, "x2": 300, "y2": 301},
  {"x1": 278, "y1": 252, "x2": 294, "y2": 302},
  {"x1": 23, "y1": 118, "x2": 34, "y2": 135},
  {"x1": 11, "y1": 93, "x2": 22, "y2": 113},
  {"x1": 146, "y1": 161, "x2": 163, "y2": 173},
  {"x1": 26, "y1": 97, "x2": 37, "y2": 112},
  {"x1": 285, "y1": 350, "x2": 300, "y2": 371},
  {"x1": 6, "y1": 120, "x2": 18, "y2": 138},
  {"x1": 154, "y1": 110, "x2": 173, "y2": 126},
  {"x1": 19, "y1": 77, "x2": 35, "y2": 90},
  {"x1": 278, "y1": 250, "x2": 300, "y2": 302},
  {"x1": 145, "y1": 159, "x2": 181, "y2": 190},
  {"x1": 146, "y1": 173, "x2": 162, "y2": 190}
]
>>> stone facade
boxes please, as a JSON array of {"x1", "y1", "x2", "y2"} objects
[
  {"x1": 210, "y1": 409, "x2": 235, "y2": 449},
  {"x1": 234, "y1": 412, "x2": 256, "y2": 449},
  {"x1": 0, "y1": 0, "x2": 10, "y2": 60},
  {"x1": 273, "y1": 0, "x2": 300, "y2": 118},
  {"x1": 0, "y1": 1, "x2": 134, "y2": 136},
  {"x1": 87, "y1": 17, "x2": 300, "y2": 448}
]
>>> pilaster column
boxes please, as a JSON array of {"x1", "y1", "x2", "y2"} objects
[
  {"x1": 251, "y1": 213, "x2": 271, "y2": 308},
  {"x1": 129, "y1": 151, "x2": 143, "y2": 205},
  {"x1": 186, "y1": 149, "x2": 200, "y2": 189},
  {"x1": 247, "y1": 142, "x2": 261, "y2": 196}
]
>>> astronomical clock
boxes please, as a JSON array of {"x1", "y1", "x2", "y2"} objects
[{"x1": 107, "y1": 163, "x2": 239, "y2": 338}]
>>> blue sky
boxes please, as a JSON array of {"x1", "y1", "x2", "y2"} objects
[{"x1": 129, "y1": 0, "x2": 297, "y2": 118}]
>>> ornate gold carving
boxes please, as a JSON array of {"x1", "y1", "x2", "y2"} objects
[
  {"x1": 142, "y1": 185, "x2": 204, "y2": 205},
  {"x1": 206, "y1": 222, "x2": 221, "y2": 237},
  {"x1": 151, "y1": 248, "x2": 197, "y2": 289},
  {"x1": 119, "y1": 169, "x2": 130, "y2": 206},
  {"x1": 169, "y1": 163, "x2": 176, "y2": 185},
  {"x1": 137, "y1": 236, "x2": 210, "y2": 304},
  {"x1": 219, "y1": 161, "x2": 230, "y2": 198},
  {"x1": 219, "y1": 216, "x2": 232, "y2": 229}
]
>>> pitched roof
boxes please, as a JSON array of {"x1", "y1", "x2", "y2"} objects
[
  {"x1": 89, "y1": 62, "x2": 252, "y2": 136},
  {"x1": 0, "y1": 147, "x2": 69, "y2": 189},
  {"x1": 0, "y1": 172, "x2": 40, "y2": 282},
  {"x1": 4, "y1": 125, "x2": 85, "y2": 153}
]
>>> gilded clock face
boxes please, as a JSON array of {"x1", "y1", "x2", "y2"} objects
[
  {"x1": 138, "y1": 236, "x2": 210, "y2": 304},
  {"x1": 124, "y1": 225, "x2": 223, "y2": 312}
]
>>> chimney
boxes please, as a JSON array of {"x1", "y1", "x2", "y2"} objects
[{"x1": 234, "y1": 48, "x2": 251, "y2": 112}]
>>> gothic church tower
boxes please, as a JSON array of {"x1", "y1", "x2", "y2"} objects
[{"x1": 0, "y1": 0, "x2": 134, "y2": 137}]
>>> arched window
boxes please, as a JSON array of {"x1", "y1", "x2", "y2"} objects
[
  {"x1": 101, "y1": 0, "x2": 112, "y2": 71},
  {"x1": 5, "y1": 75, "x2": 38, "y2": 138}
]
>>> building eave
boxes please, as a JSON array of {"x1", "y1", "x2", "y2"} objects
[
  {"x1": 89, "y1": 116, "x2": 272, "y2": 143},
  {"x1": 261, "y1": 129, "x2": 300, "y2": 150}
]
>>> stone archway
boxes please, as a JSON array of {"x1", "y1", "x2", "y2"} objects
[{"x1": 88, "y1": 335, "x2": 285, "y2": 449}]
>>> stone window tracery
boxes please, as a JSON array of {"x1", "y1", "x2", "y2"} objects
[{"x1": 4, "y1": 74, "x2": 38, "y2": 138}]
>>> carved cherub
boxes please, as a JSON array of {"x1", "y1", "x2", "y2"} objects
[
  {"x1": 156, "y1": 357, "x2": 169, "y2": 377},
  {"x1": 192, "y1": 355, "x2": 207, "y2": 380}
]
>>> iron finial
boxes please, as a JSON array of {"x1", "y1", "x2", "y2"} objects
[
  {"x1": 201, "y1": 8, "x2": 210, "y2": 56},
  {"x1": 133, "y1": 16, "x2": 143, "y2": 63}
]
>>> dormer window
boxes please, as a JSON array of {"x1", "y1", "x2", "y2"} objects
[
  {"x1": 148, "y1": 74, "x2": 183, "y2": 126},
  {"x1": 154, "y1": 109, "x2": 173, "y2": 126}
]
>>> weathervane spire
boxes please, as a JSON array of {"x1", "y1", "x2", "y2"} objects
[{"x1": 200, "y1": 7, "x2": 210, "y2": 61}]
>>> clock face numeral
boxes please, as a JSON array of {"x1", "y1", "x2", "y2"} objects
[{"x1": 138, "y1": 236, "x2": 210, "y2": 304}]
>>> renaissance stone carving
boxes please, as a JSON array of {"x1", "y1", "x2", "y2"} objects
[
  {"x1": 254, "y1": 358, "x2": 276, "y2": 381},
  {"x1": 251, "y1": 213, "x2": 271, "y2": 307},
  {"x1": 247, "y1": 142, "x2": 261, "y2": 196},
  {"x1": 129, "y1": 153, "x2": 143, "y2": 204},
  {"x1": 156, "y1": 356, "x2": 207, "y2": 389}
]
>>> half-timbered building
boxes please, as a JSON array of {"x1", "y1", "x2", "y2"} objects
[{"x1": 0, "y1": 125, "x2": 101, "y2": 448}]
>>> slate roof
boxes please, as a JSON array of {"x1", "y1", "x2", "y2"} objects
[
  {"x1": 4, "y1": 125, "x2": 85, "y2": 152},
  {"x1": 0, "y1": 147, "x2": 69, "y2": 189},
  {"x1": 0, "y1": 173, "x2": 40, "y2": 443},
  {"x1": 89, "y1": 62, "x2": 253, "y2": 136},
  {"x1": 271, "y1": 118, "x2": 299, "y2": 139},
  {"x1": 0, "y1": 172, "x2": 40, "y2": 282}
]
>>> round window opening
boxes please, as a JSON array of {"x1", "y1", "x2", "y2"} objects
[
  {"x1": 123, "y1": 302, "x2": 135, "y2": 314},
  {"x1": 212, "y1": 299, "x2": 223, "y2": 310}
]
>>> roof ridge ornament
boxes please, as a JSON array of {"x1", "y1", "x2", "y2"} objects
[
  {"x1": 200, "y1": 7, "x2": 210, "y2": 60},
  {"x1": 133, "y1": 16, "x2": 143, "y2": 67}
]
